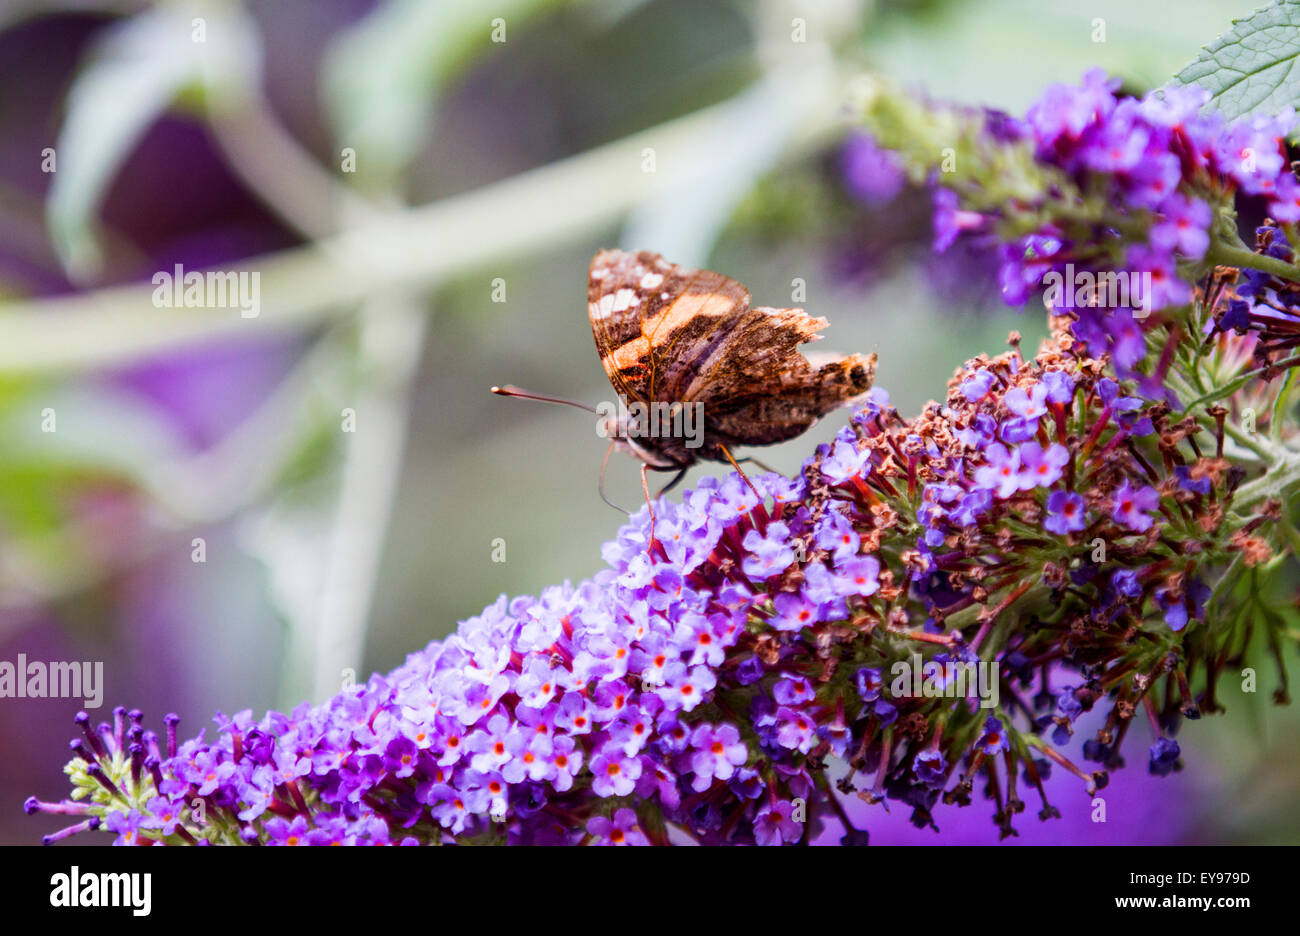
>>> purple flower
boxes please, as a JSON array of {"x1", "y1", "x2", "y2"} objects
[
  {"x1": 949, "y1": 489, "x2": 992, "y2": 526},
  {"x1": 842, "y1": 131, "x2": 906, "y2": 204},
  {"x1": 1025, "y1": 68, "x2": 1117, "y2": 148},
  {"x1": 1017, "y1": 442, "x2": 1070, "y2": 490},
  {"x1": 741, "y1": 522, "x2": 796, "y2": 579},
  {"x1": 774, "y1": 706, "x2": 818, "y2": 753},
  {"x1": 1112, "y1": 480, "x2": 1160, "y2": 532},
  {"x1": 973, "y1": 443, "x2": 1022, "y2": 499},
  {"x1": 961, "y1": 369, "x2": 997, "y2": 402},
  {"x1": 1044, "y1": 490, "x2": 1087, "y2": 535},
  {"x1": 1111, "y1": 568, "x2": 1143, "y2": 599},
  {"x1": 658, "y1": 661, "x2": 716, "y2": 712},
  {"x1": 754, "y1": 799, "x2": 802, "y2": 846},
  {"x1": 814, "y1": 509, "x2": 860, "y2": 561},
  {"x1": 821, "y1": 437, "x2": 869, "y2": 485},
  {"x1": 589, "y1": 744, "x2": 642, "y2": 797},
  {"x1": 856, "y1": 667, "x2": 883, "y2": 703},
  {"x1": 1042, "y1": 370, "x2": 1075, "y2": 404},
  {"x1": 773, "y1": 675, "x2": 815, "y2": 707},
  {"x1": 548, "y1": 736, "x2": 584, "y2": 792},
  {"x1": 1149, "y1": 193, "x2": 1211, "y2": 260},
  {"x1": 833, "y1": 554, "x2": 881, "y2": 597},
  {"x1": 688, "y1": 723, "x2": 749, "y2": 791},
  {"x1": 933, "y1": 187, "x2": 986, "y2": 252},
  {"x1": 580, "y1": 808, "x2": 644, "y2": 846},
  {"x1": 1005, "y1": 383, "x2": 1048, "y2": 420},
  {"x1": 978, "y1": 716, "x2": 1009, "y2": 755},
  {"x1": 764, "y1": 587, "x2": 816, "y2": 631},
  {"x1": 265, "y1": 815, "x2": 311, "y2": 846}
]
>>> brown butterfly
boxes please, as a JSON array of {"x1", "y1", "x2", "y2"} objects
[{"x1": 494, "y1": 249, "x2": 875, "y2": 521}]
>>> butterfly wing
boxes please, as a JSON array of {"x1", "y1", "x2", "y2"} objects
[
  {"x1": 587, "y1": 249, "x2": 750, "y2": 405},
  {"x1": 587, "y1": 249, "x2": 874, "y2": 453},
  {"x1": 692, "y1": 318, "x2": 877, "y2": 446}
]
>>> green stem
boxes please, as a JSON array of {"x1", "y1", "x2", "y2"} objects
[
  {"x1": 0, "y1": 68, "x2": 844, "y2": 376},
  {"x1": 1205, "y1": 241, "x2": 1300, "y2": 284}
]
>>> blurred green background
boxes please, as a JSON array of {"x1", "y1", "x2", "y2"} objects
[{"x1": 1, "y1": 0, "x2": 1296, "y2": 844}]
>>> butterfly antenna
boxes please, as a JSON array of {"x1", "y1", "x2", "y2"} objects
[
  {"x1": 491, "y1": 384, "x2": 599, "y2": 415},
  {"x1": 598, "y1": 440, "x2": 630, "y2": 515}
]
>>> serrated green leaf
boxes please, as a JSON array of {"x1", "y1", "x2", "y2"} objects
[{"x1": 1172, "y1": 0, "x2": 1300, "y2": 122}]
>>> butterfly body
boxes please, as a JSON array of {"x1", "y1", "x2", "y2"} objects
[{"x1": 587, "y1": 249, "x2": 876, "y2": 472}]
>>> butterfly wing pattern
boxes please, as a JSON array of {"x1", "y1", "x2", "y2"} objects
[{"x1": 587, "y1": 249, "x2": 875, "y2": 467}]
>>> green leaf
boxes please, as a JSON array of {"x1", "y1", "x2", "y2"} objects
[{"x1": 1172, "y1": 0, "x2": 1300, "y2": 122}]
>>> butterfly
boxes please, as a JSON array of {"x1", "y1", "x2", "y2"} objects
[{"x1": 494, "y1": 249, "x2": 875, "y2": 523}]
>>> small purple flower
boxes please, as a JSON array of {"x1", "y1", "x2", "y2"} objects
[
  {"x1": 754, "y1": 799, "x2": 802, "y2": 846},
  {"x1": 977, "y1": 716, "x2": 1009, "y2": 755},
  {"x1": 821, "y1": 438, "x2": 869, "y2": 485},
  {"x1": 949, "y1": 489, "x2": 992, "y2": 526},
  {"x1": 773, "y1": 675, "x2": 815, "y2": 707},
  {"x1": 961, "y1": 369, "x2": 997, "y2": 402},
  {"x1": 104, "y1": 809, "x2": 145, "y2": 846},
  {"x1": 1005, "y1": 382, "x2": 1048, "y2": 420},
  {"x1": 688, "y1": 723, "x2": 749, "y2": 791},
  {"x1": 770, "y1": 591, "x2": 819, "y2": 633},
  {"x1": 1149, "y1": 193, "x2": 1211, "y2": 259},
  {"x1": 1112, "y1": 480, "x2": 1160, "y2": 532},
  {"x1": 741, "y1": 522, "x2": 796, "y2": 579},
  {"x1": 814, "y1": 509, "x2": 860, "y2": 561},
  {"x1": 774, "y1": 706, "x2": 817, "y2": 753},
  {"x1": 1044, "y1": 490, "x2": 1087, "y2": 535},
  {"x1": 842, "y1": 131, "x2": 906, "y2": 204},
  {"x1": 933, "y1": 187, "x2": 986, "y2": 252},
  {"x1": 589, "y1": 744, "x2": 642, "y2": 797},
  {"x1": 1042, "y1": 370, "x2": 1075, "y2": 404},
  {"x1": 956, "y1": 413, "x2": 997, "y2": 449},
  {"x1": 832, "y1": 554, "x2": 881, "y2": 597},
  {"x1": 1174, "y1": 465, "x2": 1211, "y2": 495},
  {"x1": 548, "y1": 735, "x2": 584, "y2": 792},
  {"x1": 973, "y1": 443, "x2": 1022, "y2": 499},
  {"x1": 856, "y1": 667, "x2": 883, "y2": 703},
  {"x1": 587, "y1": 808, "x2": 649, "y2": 846},
  {"x1": 1097, "y1": 377, "x2": 1142, "y2": 412},
  {"x1": 1016, "y1": 442, "x2": 1069, "y2": 490},
  {"x1": 658, "y1": 661, "x2": 716, "y2": 712},
  {"x1": 914, "y1": 748, "x2": 947, "y2": 788},
  {"x1": 265, "y1": 814, "x2": 311, "y2": 846},
  {"x1": 1111, "y1": 568, "x2": 1143, "y2": 599}
]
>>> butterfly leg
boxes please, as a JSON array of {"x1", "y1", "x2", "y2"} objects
[
  {"x1": 655, "y1": 466, "x2": 689, "y2": 498},
  {"x1": 640, "y1": 462, "x2": 658, "y2": 550},
  {"x1": 720, "y1": 444, "x2": 764, "y2": 503}
]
